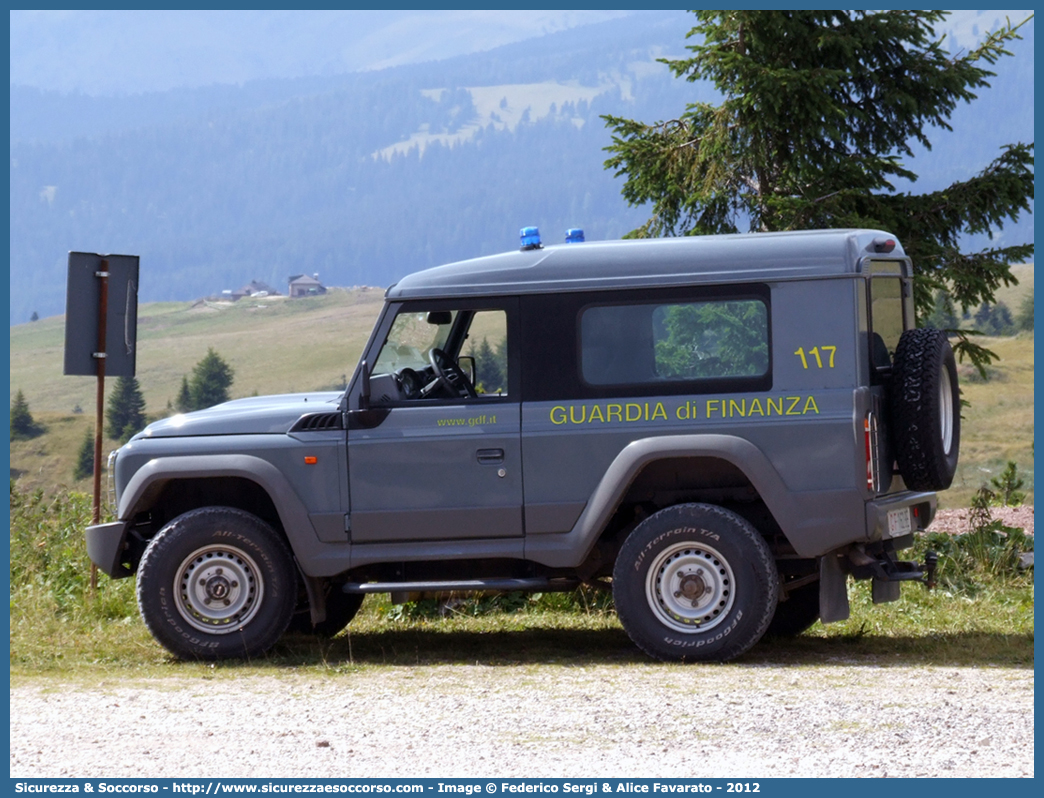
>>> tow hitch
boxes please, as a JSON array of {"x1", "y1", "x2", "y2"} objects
[
  {"x1": 923, "y1": 550, "x2": 938, "y2": 590},
  {"x1": 846, "y1": 548, "x2": 939, "y2": 589}
]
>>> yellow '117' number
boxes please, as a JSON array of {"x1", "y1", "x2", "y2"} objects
[{"x1": 794, "y1": 346, "x2": 836, "y2": 369}]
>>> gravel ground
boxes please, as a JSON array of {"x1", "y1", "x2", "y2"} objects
[
  {"x1": 10, "y1": 664, "x2": 1034, "y2": 778},
  {"x1": 928, "y1": 506, "x2": 1034, "y2": 535}
]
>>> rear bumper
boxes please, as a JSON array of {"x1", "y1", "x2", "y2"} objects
[
  {"x1": 85, "y1": 520, "x2": 133, "y2": 579},
  {"x1": 866, "y1": 491, "x2": 937, "y2": 545}
]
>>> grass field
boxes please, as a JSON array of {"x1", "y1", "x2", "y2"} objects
[{"x1": 9, "y1": 576, "x2": 1034, "y2": 680}]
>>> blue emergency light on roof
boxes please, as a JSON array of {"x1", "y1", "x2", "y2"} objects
[
  {"x1": 565, "y1": 228, "x2": 585, "y2": 243},
  {"x1": 520, "y1": 227, "x2": 542, "y2": 251}
]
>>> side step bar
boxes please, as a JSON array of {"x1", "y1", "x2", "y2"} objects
[{"x1": 342, "y1": 577, "x2": 579, "y2": 595}]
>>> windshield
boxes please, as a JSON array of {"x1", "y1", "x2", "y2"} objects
[{"x1": 373, "y1": 310, "x2": 456, "y2": 375}]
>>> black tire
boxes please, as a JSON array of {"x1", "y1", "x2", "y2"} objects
[
  {"x1": 612, "y1": 503, "x2": 779, "y2": 662},
  {"x1": 890, "y1": 328, "x2": 961, "y2": 491},
  {"x1": 136, "y1": 507, "x2": 297, "y2": 660},
  {"x1": 764, "y1": 581, "x2": 820, "y2": 637},
  {"x1": 288, "y1": 583, "x2": 364, "y2": 638}
]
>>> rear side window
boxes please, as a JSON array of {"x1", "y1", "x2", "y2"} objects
[
  {"x1": 868, "y1": 272, "x2": 906, "y2": 369},
  {"x1": 581, "y1": 299, "x2": 769, "y2": 386}
]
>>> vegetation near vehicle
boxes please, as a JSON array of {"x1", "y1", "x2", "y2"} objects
[
  {"x1": 88, "y1": 228, "x2": 963, "y2": 663},
  {"x1": 603, "y1": 10, "x2": 1034, "y2": 372}
]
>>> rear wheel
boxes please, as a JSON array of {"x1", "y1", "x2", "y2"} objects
[
  {"x1": 136, "y1": 507, "x2": 296, "y2": 660},
  {"x1": 613, "y1": 503, "x2": 779, "y2": 662}
]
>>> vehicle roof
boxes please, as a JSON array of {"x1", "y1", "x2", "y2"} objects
[{"x1": 387, "y1": 228, "x2": 906, "y2": 300}]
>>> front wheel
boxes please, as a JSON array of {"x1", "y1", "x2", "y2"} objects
[
  {"x1": 613, "y1": 504, "x2": 779, "y2": 662},
  {"x1": 136, "y1": 507, "x2": 297, "y2": 660}
]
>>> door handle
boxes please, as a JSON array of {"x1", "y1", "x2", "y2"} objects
[{"x1": 476, "y1": 448, "x2": 505, "y2": 464}]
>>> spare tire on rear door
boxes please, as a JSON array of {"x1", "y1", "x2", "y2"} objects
[{"x1": 889, "y1": 327, "x2": 961, "y2": 491}]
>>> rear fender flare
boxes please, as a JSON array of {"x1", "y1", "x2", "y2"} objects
[{"x1": 526, "y1": 434, "x2": 797, "y2": 568}]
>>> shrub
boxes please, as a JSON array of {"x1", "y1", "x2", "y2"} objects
[
  {"x1": 990, "y1": 461, "x2": 1026, "y2": 507},
  {"x1": 9, "y1": 483, "x2": 137, "y2": 623},
  {"x1": 915, "y1": 485, "x2": 1033, "y2": 595}
]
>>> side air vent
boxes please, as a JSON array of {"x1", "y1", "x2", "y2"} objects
[{"x1": 291, "y1": 412, "x2": 344, "y2": 432}]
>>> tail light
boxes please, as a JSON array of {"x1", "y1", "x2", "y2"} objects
[{"x1": 864, "y1": 413, "x2": 879, "y2": 493}]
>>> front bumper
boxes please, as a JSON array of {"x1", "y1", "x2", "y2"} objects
[{"x1": 85, "y1": 520, "x2": 133, "y2": 578}]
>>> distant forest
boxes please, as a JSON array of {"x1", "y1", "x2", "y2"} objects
[{"x1": 8, "y1": 13, "x2": 1034, "y2": 324}]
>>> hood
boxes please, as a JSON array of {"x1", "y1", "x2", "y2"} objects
[{"x1": 137, "y1": 392, "x2": 344, "y2": 438}]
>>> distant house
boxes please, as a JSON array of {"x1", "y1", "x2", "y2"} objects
[
  {"x1": 288, "y1": 273, "x2": 327, "y2": 298},
  {"x1": 230, "y1": 280, "x2": 280, "y2": 300}
]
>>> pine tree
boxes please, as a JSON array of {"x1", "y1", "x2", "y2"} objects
[
  {"x1": 189, "y1": 348, "x2": 235, "y2": 410},
  {"x1": 10, "y1": 389, "x2": 40, "y2": 440},
  {"x1": 925, "y1": 290, "x2": 959, "y2": 332},
  {"x1": 1017, "y1": 289, "x2": 1034, "y2": 331},
  {"x1": 603, "y1": 11, "x2": 1034, "y2": 372},
  {"x1": 74, "y1": 426, "x2": 95, "y2": 481},
  {"x1": 106, "y1": 376, "x2": 147, "y2": 442},
  {"x1": 175, "y1": 376, "x2": 193, "y2": 413}
]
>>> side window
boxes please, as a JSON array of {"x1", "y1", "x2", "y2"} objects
[
  {"x1": 370, "y1": 305, "x2": 510, "y2": 403},
  {"x1": 581, "y1": 299, "x2": 769, "y2": 386},
  {"x1": 869, "y1": 275, "x2": 905, "y2": 369}
]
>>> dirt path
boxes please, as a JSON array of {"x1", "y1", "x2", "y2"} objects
[{"x1": 10, "y1": 664, "x2": 1034, "y2": 778}]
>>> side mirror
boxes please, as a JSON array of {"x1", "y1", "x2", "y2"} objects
[{"x1": 359, "y1": 360, "x2": 371, "y2": 410}]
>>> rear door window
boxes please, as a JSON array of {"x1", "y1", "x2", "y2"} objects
[{"x1": 868, "y1": 262, "x2": 907, "y2": 369}]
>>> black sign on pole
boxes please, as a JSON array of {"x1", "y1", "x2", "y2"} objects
[
  {"x1": 63, "y1": 252, "x2": 139, "y2": 377},
  {"x1": 64, "y1": 252, "x2": 139, "y2": 590}
]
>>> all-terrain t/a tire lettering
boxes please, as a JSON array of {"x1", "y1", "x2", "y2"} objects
[
  {"x1": 890, "y1": 328, "x2": 961, "y2": 491},
  {"x1": 136, "y1": 507, "x2": 296, "y2": 660},
  {"x1": 613, "y1": 504, "x2": 779, "y2": 662}
]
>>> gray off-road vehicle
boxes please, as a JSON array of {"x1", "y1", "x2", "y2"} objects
[{"x1": 87, "y1": 228, "x2": 960, "y2": 662}]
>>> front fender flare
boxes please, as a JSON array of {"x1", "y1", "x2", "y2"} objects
[{"x1": 119, "y1": 453, "x2": 317, "y2": 552}]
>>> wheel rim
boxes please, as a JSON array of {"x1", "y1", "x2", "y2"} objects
[
  {"x1": 939, "y1": 366, "x2": 954, "y2": 455},
  {"x1": 174, "y1": 545, "x2": 264, "y2": 634},
  {"x1": 645, "y1": 541, "x2": 736, "y2": 633}
]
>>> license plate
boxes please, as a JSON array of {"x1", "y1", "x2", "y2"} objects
[{"x1": 887, "y1": 507, "x2": 913, "y2": 536}]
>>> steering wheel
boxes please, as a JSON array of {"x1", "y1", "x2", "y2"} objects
[{"x1": 426, "y1": 348, "x2": 478, "y2": 399}]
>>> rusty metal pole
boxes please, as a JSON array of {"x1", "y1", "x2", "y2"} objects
[{"x1": 90, "y1": 260, "x2": 109, "y2": 591}]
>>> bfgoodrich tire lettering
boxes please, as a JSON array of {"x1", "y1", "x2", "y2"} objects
[
  {"x1": 136, "y1": 507, "x2": 296, "y2": 660},
  {"x1": 613, "y1": 503, "x2": 779, "y2": 662},
  {"x1": 890, "y1": 327, "x2": 961, "y2": 491}
]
